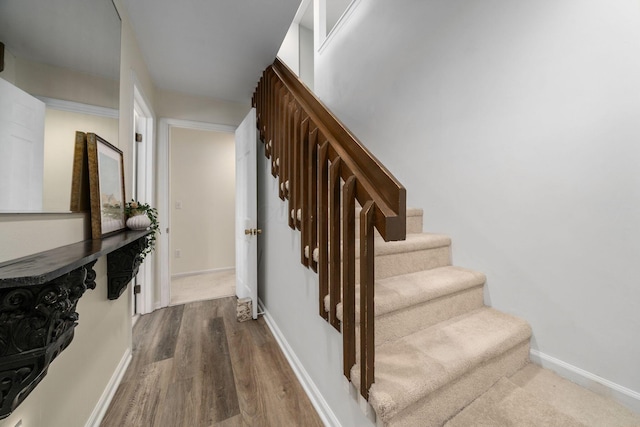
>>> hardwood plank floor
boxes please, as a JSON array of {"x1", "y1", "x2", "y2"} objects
[{"x1": 101, "y1": 297, "x2": 324, "y2": 427}]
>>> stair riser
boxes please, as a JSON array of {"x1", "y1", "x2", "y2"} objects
[
  {"x1": 374, "y1": 286, "x2": 484, "y2": 346},
  {"x1": 349, "y1": 287, "x2": 485, "y2": 352},
  {"x1": 324, "y1": 247, "x2": 453, "y2": 312},
  {"x1": 378, "y1": 341, "x2": 531, "y2": 427},
  {"x1": 360, "y1": 246, "x2": 451, "y2": 282}
]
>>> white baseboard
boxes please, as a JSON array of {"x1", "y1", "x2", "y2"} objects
[
  {"x1": 85, "y1": 348, "x2": 132, "y2": 427},
  {"x1": 530, "y1": 349, "x2": 640, "y2": 414},
  {"x1": 171, "y1": 266, "x2": 234, "y2": 279},
  {"x1": 258, "y1": 300, "x2": 341, "y2": 427}
]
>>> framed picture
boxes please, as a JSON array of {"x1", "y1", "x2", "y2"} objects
[{"x1": 87, "y1": 133, "x2": 126, "y2": 239}]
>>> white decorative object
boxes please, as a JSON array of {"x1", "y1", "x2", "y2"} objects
[{"x1": 126, "y1": 214, "x2": 151, "y2": 230}]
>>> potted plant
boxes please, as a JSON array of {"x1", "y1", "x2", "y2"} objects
[{"x1": 125, "y1": 200, "x2": 160, "y2": 257}]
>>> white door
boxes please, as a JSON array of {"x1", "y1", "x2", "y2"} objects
[
  {"x1": 0, "y1": 78, "x2": 45, "y2": 211},
  {"x1": 235, "y1": 108, "x2": 258, "y2": 319}
]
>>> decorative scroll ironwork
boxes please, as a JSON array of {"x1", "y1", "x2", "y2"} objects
[
  {"x1": 0, "y1": 261, "x2": 97, "y2": 418},
  {"x1": 107, "y1": 236, "x2": 148, "y2": 300}
]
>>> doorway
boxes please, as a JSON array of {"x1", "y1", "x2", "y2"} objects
[
  {"x1": 169, "y1": 126, "x2": 236, "y2": 305},
  {"x1": 157, "y1": 119, "x2": 237, "y2": 307}
]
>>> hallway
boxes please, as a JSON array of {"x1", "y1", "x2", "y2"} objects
[{"x1": 101, "y1": 297, "x2": 323, "y2": 426}]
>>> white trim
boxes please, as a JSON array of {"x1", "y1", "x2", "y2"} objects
[
  {"x1": 258, "y1": 299, "x2": 341, "y2": 427},
  {"x1": 158, "y1": 119, "x2": 171, "y2": 308},
  {"x1": 131, "y1": 72, "x2": 156, "y2": 316},
  {"x1": 530, "y1": 349, "x2": 640, "y2": 414},
  {"x1": 157, "y1": 118, "x2": 237, "y2": 309},
  {"x1": 84, "y1": 348, "x2": 132, "y2": 427},
  {"x1": 171, "y1": 266, "x2": 235, "y2": 279},
  {"x1": 163, "y1": 118, "x2": 237, "y2": 134},
  {"x1": 292, "y1": 0, "x2": 312, "y2": 25},
  {"x1": 318, "y1": 0, "x2": 362, "y2": 54},
  {"x1": 36, "y1": 96, "x2": 119, "y2": 118}
]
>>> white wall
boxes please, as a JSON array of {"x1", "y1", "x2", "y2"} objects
[
  {"x1": 277, "y1": 23, "x2": 301, "y2": 75},
  {"x1": 299, "y1": 25, "x2": 315, "y2": 90},
  {"x1": 14, "y1": 57, "x2": 119, "y2": 110},
  {"x1": 43, "y1": 109, "x2": 118, "y2": 212},
  {"x1": 315, "y1": 0, "x2": 640, "y2": 403},
  {"x1": 0, "y1": 47, "x2": 17, "y2": 83},
  {"x1": 170, "y1": 127, "x2": 236, "y2": 275},
  {"x1": 155, "y1": 89, "x2": 248, "y2": 126},
  {"x1": 258, "y1": 144, "x2": 373, "y2": 427}
]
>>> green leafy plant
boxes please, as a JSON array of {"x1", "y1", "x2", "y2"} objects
[{"x1": 125, "y1": 200, "x2": 160, "y2": 257}]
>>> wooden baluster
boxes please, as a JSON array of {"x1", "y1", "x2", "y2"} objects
[
  {"x1": 263, "y1": 70, "x2": 269, "y2": 140},
  {"x1": 272, "y1": 81, "x2": 284, "y2": 177},
  {"x1": 308, "y1": 127, "x2": 319, "y2": 272},
  {"x1": 300, "y1": 117, "x2": 310, "y2": 267},
  {"x1": 278, "y1": 91, "x2": 288, "y2": 199},
  {"x1": 360, "y1": 200, "x2": 375, "y2": 399},
  {"x1": 329, "y1": 157, "x2": 342, "y2": 331},
  {"x1": 342, "y1": 176, "x2": 357, "y2": 378},
  {"x1": 292, "y1": 107, "x2": 303, "y2": 231},
  {"x1": 318, "y1": 141, "x2": 329, "y2": 320},
  {"x1": 265, "y1": 70, "x2": 273, "y2": 158},
  {"x1": 258, "y1": 72, "x2": 265, "y2": 140},
  {"x1": 287, "y1": 102, "x2": 297, "y2": 228}
]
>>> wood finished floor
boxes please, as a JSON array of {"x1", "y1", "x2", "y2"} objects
[{"x1": 101, "y1": 297, "x2": 323, "y2": 427}]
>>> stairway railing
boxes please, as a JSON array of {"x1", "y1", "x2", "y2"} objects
[{"x1": 252, "y1": 58, "x2": 406, "y2": 399}]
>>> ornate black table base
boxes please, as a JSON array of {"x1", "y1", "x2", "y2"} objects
[
  {"x1": 0, "y1": 231, "x2": 150, "y2": 419},
  {"x1": 107, "y1": 236, "x2": 147, "y2": 300}
]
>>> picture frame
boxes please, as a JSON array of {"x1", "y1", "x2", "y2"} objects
[{"x1": 86, "y1": 133, "x2": 126, "y2": 239}]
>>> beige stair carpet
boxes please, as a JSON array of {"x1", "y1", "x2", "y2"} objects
[
  {"x1": 444, "y1": 377, "x2": 586, "y2": 427},
  {"x1": 352, "y1": 307, "x2": 531, "y2": 423},
  {"x1": 509, "y1": 364, "x2": 640, "y2": 427}
]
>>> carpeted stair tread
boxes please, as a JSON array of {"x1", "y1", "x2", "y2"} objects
[
  {"x1": 353, "y1": 307, "x2": 532, "y2": 423},
  {"x1": 508, "y1": 364, "x2": 640, "y2": 427},
  {"x1": 334, "y1": 266, "x2": 486, "y2": 321},
  {"x1": 444, "y1": 377, "x2": 586, "y2": 427}
]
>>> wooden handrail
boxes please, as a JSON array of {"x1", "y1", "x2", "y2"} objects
[
  {"x1": 271, "y1": 59, "x2": 406, "y2": 241},
  {"x1": 252, "y1": 58, "x2": 407, "y2": 400}
]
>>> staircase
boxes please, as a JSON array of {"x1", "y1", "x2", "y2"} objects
[
  {"x1": 252, "y1": 59, "x2": 640, "y2": 426},
  {"x1": 324, "y1": 207, "x2": 638, "y2": 426},
  {"x1": 338, "y1": 207, "x2": 531, "y2": 426}
]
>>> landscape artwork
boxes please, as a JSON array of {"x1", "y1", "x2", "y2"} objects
[{"x1": 86, "y1": 133, "x2": 125, "y2": 238}]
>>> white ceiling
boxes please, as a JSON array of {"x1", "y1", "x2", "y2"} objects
[{"x1": 123, "y1": 0, "x2": 301, "y2": 103}]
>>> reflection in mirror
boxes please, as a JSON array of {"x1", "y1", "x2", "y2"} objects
[{"x1": 0, "y1": 0, "x2": 121, "y2": 213}]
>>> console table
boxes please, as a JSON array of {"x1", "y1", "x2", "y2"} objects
[{"x1": 0, "y1": 229, "x2": 151, "y2": 418}]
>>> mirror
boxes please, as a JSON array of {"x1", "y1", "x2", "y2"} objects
[{"x1": 0, "y1": 0, "x2": 121, "y2": 213}]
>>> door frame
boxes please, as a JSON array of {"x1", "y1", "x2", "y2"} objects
[
  {"x1": 132, "y1": 82, "x2": 155, "y2": 315},
  {"x1": 157, "y1": 118, "x2": 237, "y2": 309}
]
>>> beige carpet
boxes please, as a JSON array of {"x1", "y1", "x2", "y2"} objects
[
  {"x1": 315, "y1": 207, "x2": 640, "y2": 426},
  {"x1": 170, "y1": 269, "x2": 236, "y2": 305},
  {"x1": 446, "y1": 364, "x2": 640, "y2": 427}
]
